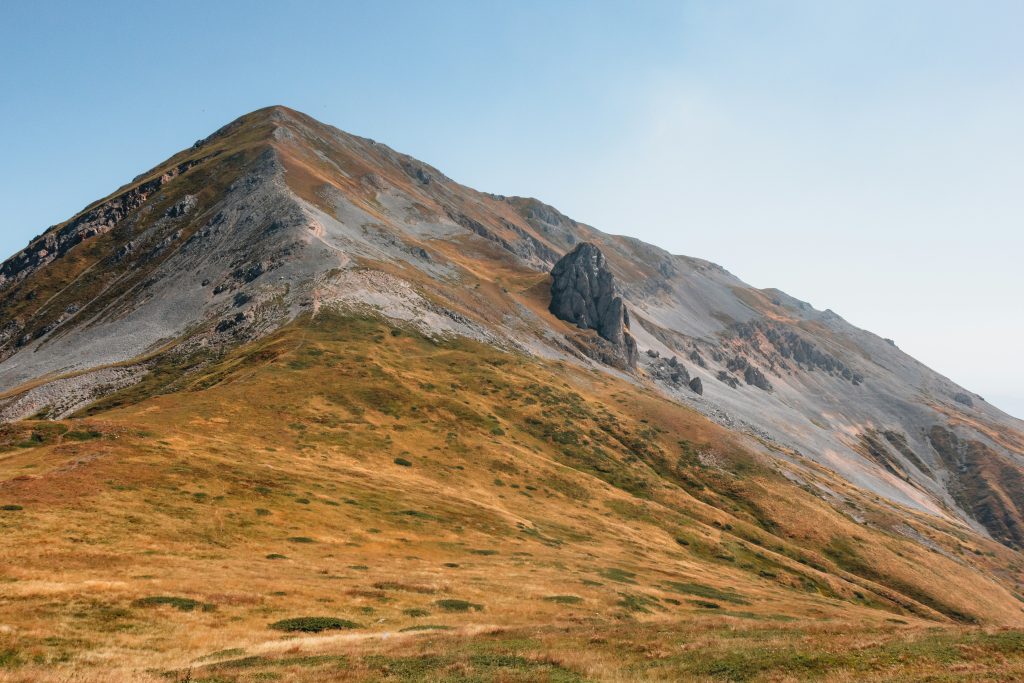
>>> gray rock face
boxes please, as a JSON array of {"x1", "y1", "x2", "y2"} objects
[
  {"x1": 689, "y1": 377, "x2": 703, "y2": 395},
  {"x1": 549, "y1": 243, "x2": 638, "y2": 368}
]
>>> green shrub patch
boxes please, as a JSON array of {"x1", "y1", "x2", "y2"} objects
[{"x1": 269, "y1": 617, "x2": 360, "y2": 633}]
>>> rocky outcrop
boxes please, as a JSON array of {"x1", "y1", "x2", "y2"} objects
[
  {"x1": 929, "y1": 426, "x2": 1024, "y2": 548},
  {"x1": 688, "y1": 377, "x2": 703, "y2": 394},
  {"x1": 648, "y1": 354, "x2": 689, "y2": 387},
  {"x1": 734, "y1": 320, "x2": 863, "y2": 385},
  {"x1": 0, "y1": 158, "x2": 205, "y2": 291},
  {"x1": 954, "y1": 392, "x2": 974, "y2": 408},
  {"x1": 726, "y1": 356, "x2": 773, "y2": 391},
  {"x1": 549, "y1": 243, "x2": 638, "y2": 368}
]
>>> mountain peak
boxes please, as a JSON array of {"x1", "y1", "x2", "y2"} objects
[{"x1": 1, "y1": 108, "x2": 1022, "y2": 555}]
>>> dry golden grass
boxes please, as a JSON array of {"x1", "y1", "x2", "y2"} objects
[{"x1": 2, "y1": 312, "x2": 1024, "y2": 680}]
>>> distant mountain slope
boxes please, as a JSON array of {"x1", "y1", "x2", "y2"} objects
[{"x1": 1, "y1": 104, "x2": 1022, "y2": 553}]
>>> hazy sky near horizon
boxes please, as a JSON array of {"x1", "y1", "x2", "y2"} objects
[{"x1": 1, "y1": 1, "x2": 1022, "y2": 418}]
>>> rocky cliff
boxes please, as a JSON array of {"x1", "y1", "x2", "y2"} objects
[{"x1": 549, "y1": 242, "x2": 638, "y2": 369}]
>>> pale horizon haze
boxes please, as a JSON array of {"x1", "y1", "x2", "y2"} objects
[{"x1": 1, "y1": 1, "x2": 1021, "y2": 417}]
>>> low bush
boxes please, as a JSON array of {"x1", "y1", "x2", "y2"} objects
[
  {"x1": 543, "y1": 595, "x2": 583, "y2": 605},
  {"x1": 435, "y1": 599, "x2": 483, "y2": 612},
  {"x1": 132, "y1": 596, "x2": 214, "y2": 612},
  {"x1": 268, "y1": 617, "x2": 360, "y2": 633}
]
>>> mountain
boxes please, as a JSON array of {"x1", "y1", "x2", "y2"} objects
[{"x1": 2, "y1": 106, "x2": 1024, "y2": 681}]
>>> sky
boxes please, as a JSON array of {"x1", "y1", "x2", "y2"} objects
[{"x1": 0, "y1": 1, "x2": 1021, "y2": 418}]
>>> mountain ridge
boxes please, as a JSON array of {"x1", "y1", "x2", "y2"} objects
[
  {"x1": 1, "y1": 105, "x2": 1021, "y2": 537},
  {"x1": 3, "y1": 105, "x2": 1024, "y2": 680}
]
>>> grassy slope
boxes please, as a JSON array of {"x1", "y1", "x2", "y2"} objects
[{"x1": 1, "y1": 312, "x2": 1024, "y2": 681}]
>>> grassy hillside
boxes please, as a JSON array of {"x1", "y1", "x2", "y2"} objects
[{"x1": 2, "y1": 311, "x2": 1024, "y2": 681}]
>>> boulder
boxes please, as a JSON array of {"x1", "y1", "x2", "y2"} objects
[{"x1": 689, "y1": 377, "x2": 703, "y2": 395}]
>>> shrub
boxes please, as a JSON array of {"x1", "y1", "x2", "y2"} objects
[
  {"x1": 268, "y1": 617, "x2": 360, "y2": 633},
  {"x1": 434, "y1": 599, "x2": 483, "y2": 612},
  {"x1": 65, "y1": 430, "x2": 102, "y2": 441},
  {"x1": 393, "y1": 457, "x2": 412, "y2": 467},
  {"x1": 266, "y1": 554, "x2": 287, "y2": 560},
  {"x1": 543, "y1": 595, "x2": 583, "y2": 605},
  {"x1": 689, "y1": 599, "x2": 721, "y2": 609},
  {"x1": 1, "y1": 505, "x2": 23, "y2": 511},
  {"x1": 132, "y1": 596, "x2": 213, "y2": 612},
  {"x1": 402, "y1": 608, "x2": 430, "y2": 617},
  {"x1": 287, "y1": 537, "x2": 315, "y2": 543}
]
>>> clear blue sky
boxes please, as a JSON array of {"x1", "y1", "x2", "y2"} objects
[{"x1": 1, "y1": 1, "x2": 1022, "y2": 418}]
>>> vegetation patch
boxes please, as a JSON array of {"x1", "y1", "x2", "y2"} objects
[
  {"x1": 434, "y1": 599, "x2": 484, "y2": 612},
  {"x1": 399, "y1": 624, "x2": 452, "y2": 632},
  {"x1": 662, "y1": 581, "x2": 750, "y2": 605},
  {"x1": 132, "y1": 596, "x2": 214, "y2": 612},
  {"x1": 268, "y1": 617, "x2": 360, "y2": 633},
  {"x1": 65, "y1": 429, "x2": 103, "y2": 441},
  {"x1": 598, "y1": 567, "x2": 637, "y2": 584},
  {"x1": 543, "y1": 595, "x2": 584, "y2": 605}
]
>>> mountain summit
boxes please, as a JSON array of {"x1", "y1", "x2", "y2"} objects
[{"x1": 2, "y1": 106, "x2": 1024, "y2": 678}]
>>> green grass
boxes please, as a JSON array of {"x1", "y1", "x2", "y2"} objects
[
  {"x1": 132, "y1": 596, "x2": 213, "y2": 612},
  {"x1": 662, "y1": 581, "x2": 750, "y2": 605},
  {"x1": 543, "y1": 595, "x2": 584, "y2": 605},
  {"x1": 434, "y1": 599, "x2": 484, "y2": 613},
  {"x1": 268, "y1": 617, "x2": 361, "y2": 633},
  {"x1": 598, "y1": 567, "x2": 637, "y2": 584},
  {"x1": 64, "y1": 429, "x2": 102, "y2": 442}
]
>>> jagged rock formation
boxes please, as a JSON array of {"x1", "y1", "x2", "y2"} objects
[
  {"x1": 688, "y1": 376, "x2": 703, "y2": 394},
  {"x1": 549, "y1": 242, "x2": 638, "y2": 368},
  {"x1": 725, "y1": 356, "x2": 773, "y2": 391},
  {"x1": 734, "y1": 319, "x2": 864, "y2": 385}
]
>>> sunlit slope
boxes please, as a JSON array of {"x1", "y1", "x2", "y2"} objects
[{"x1": 2, "y1": 312, "x2": 1023, "y2": 680}]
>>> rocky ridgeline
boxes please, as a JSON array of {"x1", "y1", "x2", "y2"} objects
[
  {"x1": 734, "y1": 320, "x2": 863, "y2": 385},
  {"x1": 0, "y1": 158, "x2": 205, "y2": 291},
  {"x1": 549, "y1": 242, "x2": 638, "y2": 369}
]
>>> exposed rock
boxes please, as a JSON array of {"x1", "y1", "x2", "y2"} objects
[
  {"x1": 689, "y1": 349, "x2": 706, "y2": 368},
  {"x1": 954, "y1": 392, "x2": 974, "y2": 408},
  {"x1": 0, "y1": 157, "x2": 204, "y2": 291},
  {"x1": 744, "y1": 365, "x2": 772, "y2": 391},
  {"x1": 549, "y1": 242, "x2": 637, "y2": 368},
  {"x1": 717, "y1": 371, "x2": 739, "y2": 389},
  {"x1": 689, "y1": 377, "x2": 703, "y2": 394},
  {"x1": 734, "y1": 320, "x2": 862, "y2": 385},
  {"x1": 648, "y1": 355, "x2": 689, "y2": 388},
  {"x1": 929, "y1": 426, "x2": 1024, "y2": 549},
  {"x1": 165, "y1": 194, "x2": 198, "y2": 218}
]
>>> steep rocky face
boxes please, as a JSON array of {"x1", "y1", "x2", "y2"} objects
[{"x1": 549, "y1": 242, "x2": 638, "y2": 368}]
